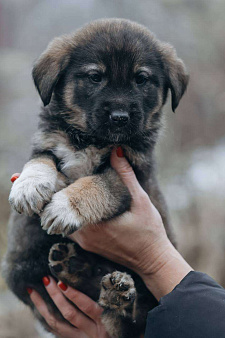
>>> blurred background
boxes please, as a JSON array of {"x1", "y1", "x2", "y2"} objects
[{"x1": 0, "y1": 0, "x2": 225, "y2": 336}]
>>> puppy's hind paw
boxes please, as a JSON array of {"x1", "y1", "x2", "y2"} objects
[
  {"x1": 48, "y1": 243, "x2": 91, "y2": 285},
  {"x1": 99, "y1": 271, "x2": 136, "y2": 314},
  {"x1": 41, "y1": 190, "x2": 83, "y2": 235}
]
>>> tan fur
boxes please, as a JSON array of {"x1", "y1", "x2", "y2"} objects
[
  {"x1": 64, "y1": 81, "x2": 76, "y2": 107},
  {"x1": 133, "y1": 65, "x2": 153, "y2": 74},
  {"x1": 66, "y1": 105, "x2": 87, "y2": 130},
  {"x1": 65, "y1": 175, "x2": 113, "y2": 224},
  {"x1": 29, "y1": 157, "x2": 56, "y2": 169},
  {"x1": 146, "y1": 91, "x2": 163, "y2": 129},
  {"x1": 64, "y1": 81, "x2": 87, "y2": 130},
  {"x1": 40, "y1": 167, "x2": 129, "y2": 235}
]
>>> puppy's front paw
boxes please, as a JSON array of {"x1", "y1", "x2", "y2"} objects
[
  {"x1": 41, "y1": 190, "x2": 83, "y2": 235},
  {"x1": 9, "y1": 160, "x2": 66, "y2": 216},
  {"x1": 99, "y1": 271, "x2": 136, "y2": 314}
]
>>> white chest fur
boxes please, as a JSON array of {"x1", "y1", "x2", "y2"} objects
[
  {"x1": 33, "y1": 131, "x2": 146, "y2": 183},
  {"x1": 33, "y1": 131, "x2": 112, "y2": 182},
  {"x1": 54, "y1": 143, "x2": 111, "y2": 182}
]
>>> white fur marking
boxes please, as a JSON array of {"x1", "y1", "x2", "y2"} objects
[
  {"x1": 9, "y1": 161, "x2": 66, "y2": 216},
  {"x1": 41, "y1": 190, "x2": 82, "y2": 235},
  {"x1": 54, "y1": 143, "x2": 110, "y2": 181}
]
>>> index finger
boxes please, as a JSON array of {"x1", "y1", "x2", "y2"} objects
[{"x1": 58, "y1": 282, "x2": 103, "y2": 322}]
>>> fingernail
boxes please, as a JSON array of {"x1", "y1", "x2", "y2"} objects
[
  {"x1": 116, "y1": 146, "x2": 124, "y2": 158},
  {"x1": 42, "y1": 276, "x2": 50, "y2": 286},
  {"x1": 11, "y1": 174, "x2": 20, "y2": 183},
  {"x1": 27, "y1": 287, "x2": 33, "y2": 294},
  {"x1": 58, "y1": 281, "x2": 68, "y2": 291}
]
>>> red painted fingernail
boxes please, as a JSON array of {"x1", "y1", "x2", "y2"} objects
[
  {"x1": 42, "y1": 276, "x2": 50, "y2": 286},
  {"x1": 58, "y1": 281, "x2": 68, "y2": 291},
  {"x1": 116, "y1": 146, "x2": 124, "y2": 158},
  {"x1": 27, "y1": 287, "x2": 33, "y2": 294},
  {"x1": 11, "y1": 173, "x2": 20, "y2": 183}
]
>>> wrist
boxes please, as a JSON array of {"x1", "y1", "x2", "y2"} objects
[{"x1": 137, "y1": 239, "x2": 193, "y2": 300}]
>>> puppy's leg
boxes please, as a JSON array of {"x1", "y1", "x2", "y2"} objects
[
  {"x1": 41, "y1": 168, "x2": 131, "y2": 235},
  {"x1": 49, "y1": 244, "x2": 140, "y2": 337},
  {"x1": 48, "y1": 242, "x2": 117, "y2": 300},
  {"x1": 9, "y1": 156, "x2": 67, "y2": 216},
  {"x1": 99, "y1": 271, "x2": 138, "y2": 338}
]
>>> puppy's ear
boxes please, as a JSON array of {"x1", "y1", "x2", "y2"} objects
[
  {"x1": 32, "y1": 35, "x2": 74, "y2": 106},
  {"x1": 161, "y1": 43, "x2": 189, "y2": 112}
]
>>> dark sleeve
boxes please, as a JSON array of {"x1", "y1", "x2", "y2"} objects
[{"x1": 145, "y1": 271, "x2": 225, "y2": 338}]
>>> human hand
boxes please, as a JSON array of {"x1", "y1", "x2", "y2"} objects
[
  {"x1": 28, "y1": 276, "x2": 109, "y2": 338},
  {"x1": 70, "y1": 147, "x2": 192, "y2": 300},
  {"x1": 70, "y1": 148, "x2": 169, "y2": 279},
  {"x1": 10, "y1": 150, "x2": 169, "y2": 279}
]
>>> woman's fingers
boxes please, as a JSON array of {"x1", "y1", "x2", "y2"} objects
[
  {"x1": 42, "y1": 276, "x2": 96, "y2": 335},
  {"x1": 57, "y1": 281, "x2": 103, "y2": 322},
  {"x1": 10, "y1": 173, "x2": 20, "y2": 182},
  {"x1": 29, "y1": 288, "x2": 81, "y2": 338}
]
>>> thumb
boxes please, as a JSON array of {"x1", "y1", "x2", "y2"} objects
[{"x1": 110, "y1": 147, "x2": 142, "y2": 198}]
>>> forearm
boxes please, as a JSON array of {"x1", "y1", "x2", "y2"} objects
[{"x1": 138, "y1": 239, "x2": 193, "y2": 301}]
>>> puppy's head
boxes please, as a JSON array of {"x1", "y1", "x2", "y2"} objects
[{"x1": 33, "y1": 19, "x2": 188, "y2": 143}]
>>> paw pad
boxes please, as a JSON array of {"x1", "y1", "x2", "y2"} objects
[
  {"x1": 48, "y1": 242, "x2": 91, "y2": 285},
  {"x1": 49, "y1": 243, "x2": 76, "y2": 266},
  {"x1": 99, "y1": 271, "x2": 136, "y2": 311}
]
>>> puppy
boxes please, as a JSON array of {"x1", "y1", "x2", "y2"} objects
[{"x1": 3, "y1": 19, "x2": 188, "y2": 337}]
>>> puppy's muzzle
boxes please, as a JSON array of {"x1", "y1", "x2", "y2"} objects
[{"x1": 110, "y1": 111, "x2": 129, "y2": 127}]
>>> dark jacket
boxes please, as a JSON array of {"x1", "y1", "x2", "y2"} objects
[{"x1": 145, "y1": 271, "x2": 225, "y2": 337}]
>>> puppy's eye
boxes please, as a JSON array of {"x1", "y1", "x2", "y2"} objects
[
  {"x1": 89, "y1": 73, "x2": 102, "y2": 83},
  {"x1": 135, "y1": 73, "x2": 148, "y2": 85}
]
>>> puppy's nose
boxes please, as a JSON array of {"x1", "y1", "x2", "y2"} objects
[{"x1": 110, "y1": 111, "x2": 129, "y2": 126}]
